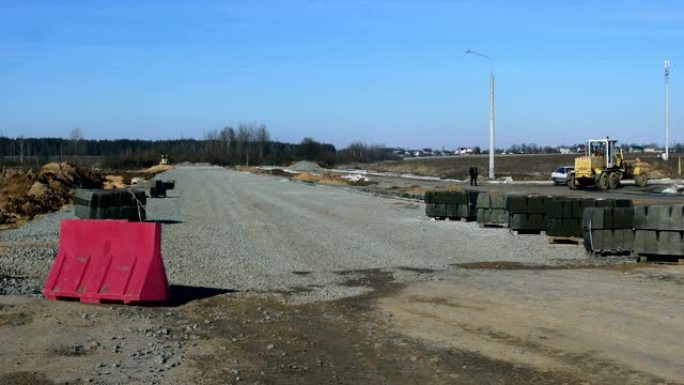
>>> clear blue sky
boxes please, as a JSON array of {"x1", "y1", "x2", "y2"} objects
[{"x1": 0, "y1": 0, "x2": 681, "y2": 149}]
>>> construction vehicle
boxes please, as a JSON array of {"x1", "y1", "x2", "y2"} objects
[
  {"x1": 160, "y1": 154, "x2": 170, "y2": 165},
  {"x1": 569, "y1": 137, "x2": 651, "y2": 190}
]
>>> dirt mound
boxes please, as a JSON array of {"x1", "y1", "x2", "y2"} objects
[
  {"x1": 648, "y1": 169, "x2": 669, "y2": 180},
  {"x1": 294, "y1": 172, "x2": 376, "y2": 186},
  {"x1": 235, "y1": 166, "x2": 294, "y2": 178},
  {"x1": 389, "y1": 185, "x2": 428, "y2": 196},
  {"x1": 0, "y1": 162, "x2": 104, "y2": 227},
  {"x1": 293, "y1": 172, "x2": 322, "y2": 183}
]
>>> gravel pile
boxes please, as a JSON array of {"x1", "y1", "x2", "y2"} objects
[
  {"x1": 286, "y1": 160, "x2": 323, "y2": 173},
  {"x1": 2, "y1": 167, "x2": 593, "y2": 302}
]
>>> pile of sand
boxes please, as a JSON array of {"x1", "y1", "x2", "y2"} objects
[
  {"x1": 0, "y1": 162, "x2": 104, "y2": 226},
  {"x1": 104, "y1": 175, "x2": 127, "y2": 189},
  {"x1": 293, "y1": 172, "x2": 323, "y2": 183},
  {"x1": 142, "y1": 164, "x2": 175, "y2": 174}
]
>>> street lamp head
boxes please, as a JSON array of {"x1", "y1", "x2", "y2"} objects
[{"x1": 464, "y1": 49, "x2": 492, "y2": 63}]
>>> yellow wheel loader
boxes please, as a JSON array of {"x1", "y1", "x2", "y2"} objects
[{"x1": 569, "y1": 137, "x2": 651, "y2": 190}]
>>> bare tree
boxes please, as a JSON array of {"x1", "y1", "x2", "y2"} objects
[
  {"x1": 220, "y1": 126, "x2": 235, "y2": 157},
  {"x1": 19, "y1": 135, "x2": 24, "y2": 164},
  {"x1": 203, "y1": 129, "x2": 219, "y2": 155},
  {"x1": 233, "y1": 122, "x2": 269, "y2": 165},
  {"x1": 255, "y1": 124, "x2": 270, "y2": 163},
  {"x1": 236, "y1": 123, "x2": 254, "y2": 166},
  {"x1": 69, "y1": 128, "x2": 83, "y2": 156}
]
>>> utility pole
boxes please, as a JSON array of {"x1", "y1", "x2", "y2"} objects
[
  {"x1": 664, "y1": 59, "x2": 670, "y2": 161},
  {"x1": 489, "y1": 70, "x2": 495, "y2": 179},
  {"x1": 466, "y1": 49, "x2": 495, "y2": 179}
]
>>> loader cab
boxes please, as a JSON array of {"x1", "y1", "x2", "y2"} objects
[{"x1": 586, "y1": 138, "x2": 618, "y2": 169}]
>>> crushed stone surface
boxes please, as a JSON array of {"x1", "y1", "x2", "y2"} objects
[{"x1": 1, "y1": 166, "x2": 591, "y2": 302}]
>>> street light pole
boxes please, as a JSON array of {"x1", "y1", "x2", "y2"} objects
[
  {"x1": 466, "y1": 49, "x2": 495, "y2": 179},
  {"x1": 664, "y1": 59, "x2": 670, "y2": 161},
  {"x1": 489, "y1": 70, "x2": 495, "y2": 179}
]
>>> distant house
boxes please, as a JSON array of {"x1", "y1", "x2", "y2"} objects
[
  {"x1": 644, "y1": 147, "x2": 658, "y2": 153},
  {"x1": 629, "y1": 146, "x2": 644, "y2": 153},
  {"x1": 559, "y1": 147, "x2": 572, "y2": 154},
  {"x1": 457, "y1": 147, "x2": 474, "y2": 155}
]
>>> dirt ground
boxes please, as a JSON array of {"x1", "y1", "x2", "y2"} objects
[
  {"x1": 351, "y1": 153, "x2": 681, "y2": 181},
  {"x1": 2, "y1": 263, "x2": 683, "y2": 385},
  {"x1": 380, "y1": 264, "x2": 684, "y2": 384},
  {"x1": 236, "y1": 154, "x2": 684, "y2": 207},
  {"x1": 332, "y1": 170, "x2": 684, "y2": 207}
]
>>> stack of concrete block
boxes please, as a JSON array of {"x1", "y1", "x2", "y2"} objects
[
  {"x1": 507, "y1": 195, "x2": 552, "y2": 234},
  {"x1": 74, "y1": 189, "x2": 147, "y2": 221},
  {"x1": 425, "y1": 190, "x2": 479, "y2": 220},
  {"x1": 476, "y1": 192, "x2": 509, "y2": 227},
  {"x1": 582, "y1": 206, "x2": 635, "y2": 254},
  {"x1": 150, "y1": 180, "x2": 175, "y2": 198},
  {"x1": 634, "y1": 204, "x2": 684, "y2": 261},
  {"x1": 548, "y1": 198, "x2": 633, "y2": 239}
]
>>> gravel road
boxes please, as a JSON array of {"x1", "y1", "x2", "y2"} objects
[
  {"x1": 2, "y1": 165, "x2": 593, "y2": 302},
  {"x1": 163, "y1": 166, "x2": 593, "y2": 301}
]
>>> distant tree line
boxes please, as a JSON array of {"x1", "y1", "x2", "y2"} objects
[
  {"x1": 0, "y1": 123, "x2": 397, "y2": 168},
  {"x1": 504, "y1": 143, "x2": 557, "y2": 154},
  {"x1": 501, "y1": 142, "x2": 684, "y2": 154},
  {"x1": 338, "y1": 142, "x2": 398, "y2": 163}
]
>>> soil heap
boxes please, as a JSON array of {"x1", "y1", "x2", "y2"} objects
[{"x1": 0, "y1": 162, "x2": 104, "y2": 226}]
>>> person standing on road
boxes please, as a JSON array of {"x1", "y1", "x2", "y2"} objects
[{"x1": 469, "y1": 166, "x2": 478, "y2": 186}]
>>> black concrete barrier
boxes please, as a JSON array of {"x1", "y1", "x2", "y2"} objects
[
  {"x1": 507, "y1": 195, "x2": 552, "y2": 233},
  {"x1": 476, "y1": 192, "x2": 509, "y2": 227},
  {"x1": 74, "y1": 189, "x2": 147, "y2": 221},
  {"x1": 582, "y1": 206, "x2": 635, "y2": 254},
  {"x1": 425, "y1": 190, "x2": 479, "y2": 220},
  {"x1": 634, "y1": 204, "x2": 684, "y2": 261},
  {"x1": 548, "y1": 198, "x2": 632, "y2": 239}
]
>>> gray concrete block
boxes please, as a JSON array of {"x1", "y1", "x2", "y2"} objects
[
  {"x1": 476, "y1": 193, "x2": 491, "y2": 209},
  {"x1": 635, "y1": 230, "x2": 658, "y2": 255}
]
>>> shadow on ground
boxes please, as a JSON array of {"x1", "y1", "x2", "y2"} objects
[
  {"x1": 167, "y1": 284, "x2": 235, "y2": 307},
  {"x1": 151, "y1": 219, "x2": 183, "y2": 225}
]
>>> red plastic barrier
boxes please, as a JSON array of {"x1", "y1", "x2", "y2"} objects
[{"x1": 43, "y1": 219, "x2": 170, "y2": 304}]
